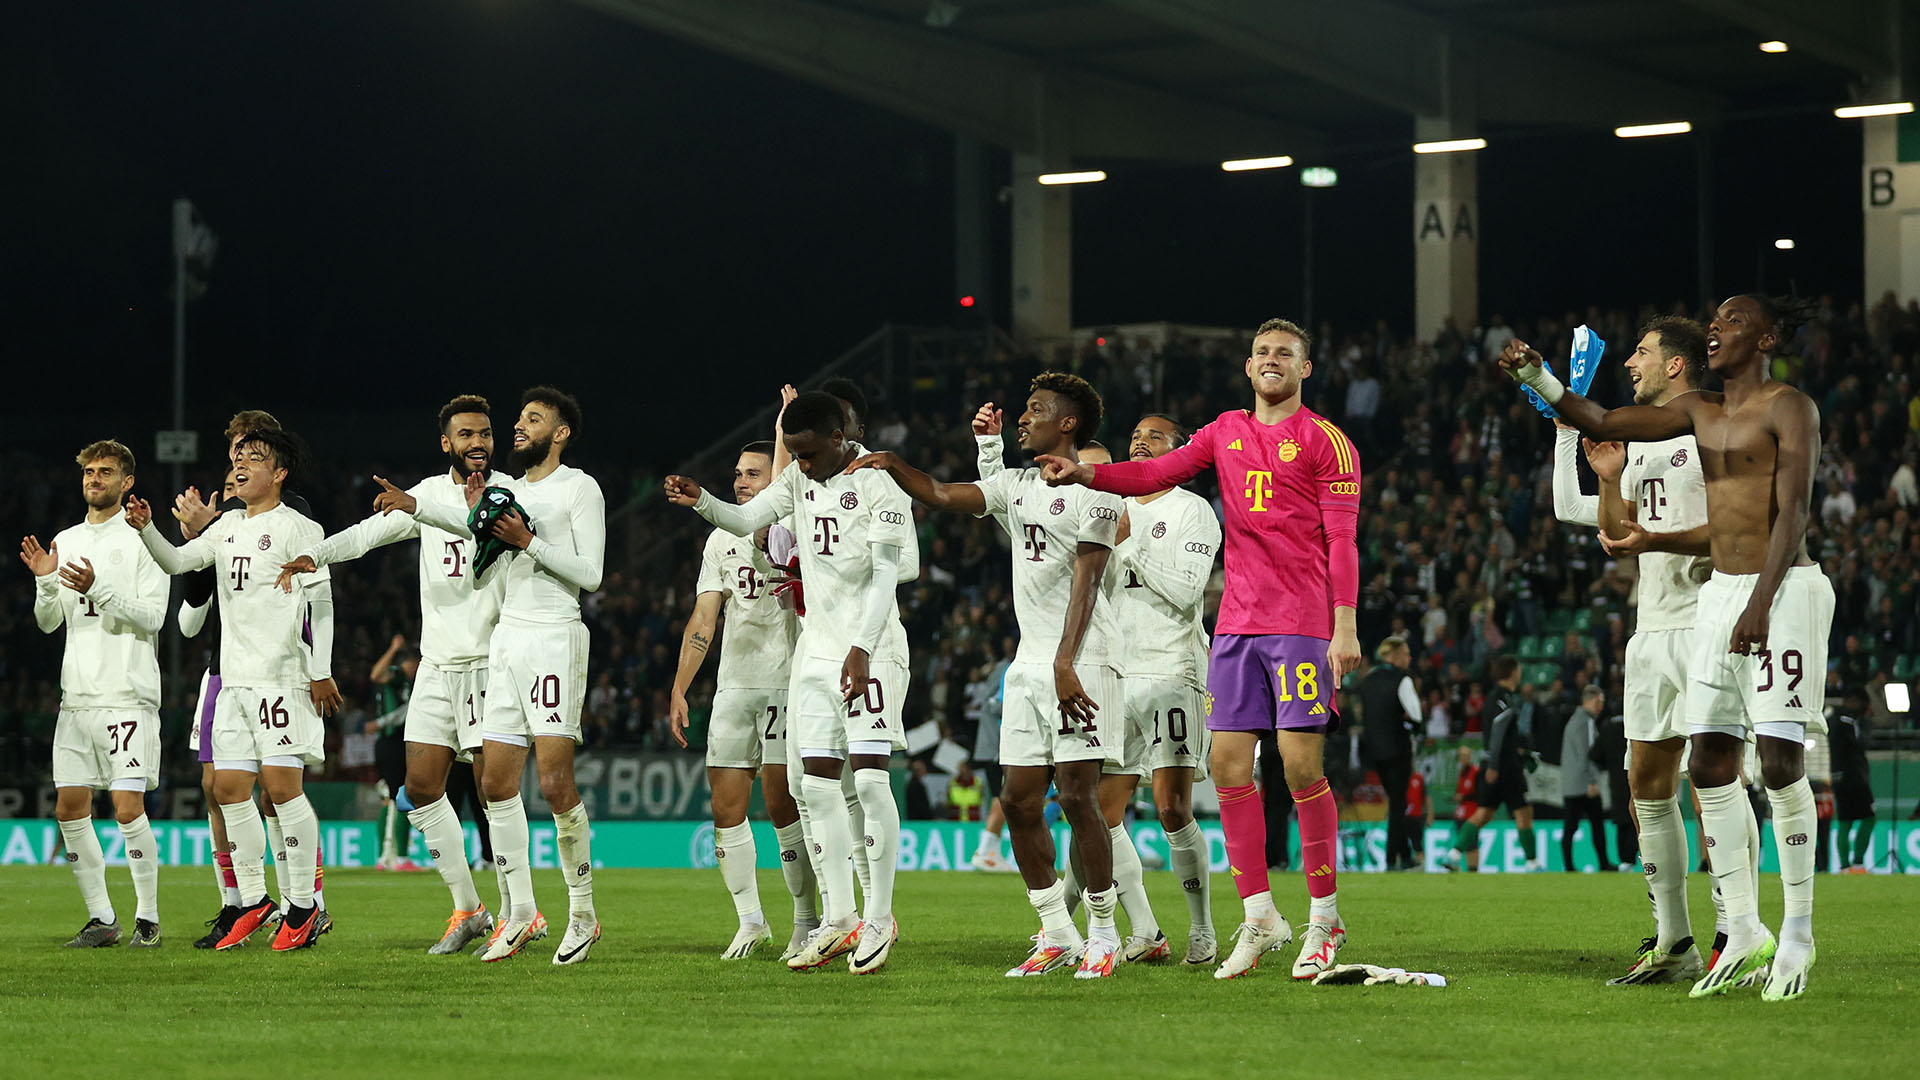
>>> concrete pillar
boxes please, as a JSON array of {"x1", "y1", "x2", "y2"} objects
[
  {"x1": 1412, "y1": 42, "x2": 1477, "y2": 343},
  {"x1": 1863, "y1": 112, "x2": 1920, "y2": 307},
  {"x1": 1011, "y1": 151, "x2": 1072, "y2": 345},
  {"x1": 1412, "y1": 117, "x2": 1479, "y2": 343}
]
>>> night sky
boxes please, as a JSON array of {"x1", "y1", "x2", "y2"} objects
[{"x1": 5, "y1": 0, "x2": 1867, "y2": 465}]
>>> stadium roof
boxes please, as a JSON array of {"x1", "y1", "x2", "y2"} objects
[{"x1": 572, "y1": 0, "x2": 1911, "y2": 162}]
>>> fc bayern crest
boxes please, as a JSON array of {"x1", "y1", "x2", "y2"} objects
[
  {"x1": 1152, "y1": 521, "x2": 1167, "y2": 538},
  {"x1": 257, "y1": 534, "x2": 272, "y2": 550},
  {"x1": 840, "y1": 490, "x2": 859, "y2": 510},
  {"x1": 1671, "y1": 448, "x2": 1688, "y2": 467},
  {"x1": 1050, "y1": 497, "x2": 1066, "y2": 515}
]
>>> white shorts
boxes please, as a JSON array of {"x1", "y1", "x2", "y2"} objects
[
  {"x1": 407, "y1": 662, "x2": 488, "y2": 755},
  {"x1": 1687, "y1": 566, "x2": 1834, "y2": 739},
  {"x1": 1107, "y1": 676, "x2": 1210, "y2": 780},
  {"x1": 484, "y1": 621, "x2": 590, "y2": 745},
  {"x1": 1001, "y1": 660, "x2": 1123, "y2": 768},
  {"x1": 708, "y1": 687, "x2": 788, "y2": 770},
  {"x1": 1624, "y1": 628, "x2": 1692, "y2": 746},
  {"x1": 53, "y1": 707, "x2": 161, "y2": 792},
  {"x1": 215, "y1": 685, "x2": 325, "y2": 767},
  {"x1": 787, "y1": 655, "x2": 908, "y2": 756}
]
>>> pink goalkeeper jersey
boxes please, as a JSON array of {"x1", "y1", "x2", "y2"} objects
[{"x1": 1088, "y1": 406, "x2": 1360, "y2": 640}]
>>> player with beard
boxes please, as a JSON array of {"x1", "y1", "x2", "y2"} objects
[
  {"x1": 174, "y1": 413, "x2": 332, "y2": 944},
  {"x1": 1502, "y1": 294, "x2": 1830, "y2": 1002},
  {"x1": 668, "y1": 441, "x2": 810, "y2": 961},
  {"x1": 668, "y1": 392, "x2": 915, "y2": 974},
  {"x1": 129, "y1": 427, "x2": 341, "y2": 951},
  {"x1": 277, "y1": 395, "x2": 510, "y2": 954},
  {"x1": 407, "y1": 387, "x2": 605, "y2": 964},
  {"x1": 1037, "y1": 318, "x2": 1363, "y2": 981},
  {"x1": 22, "y1": 439, "x2": 170, "y2": 947},
  {"x1": 843, "y1": 375, "x2": 1129, "y2": 979}
]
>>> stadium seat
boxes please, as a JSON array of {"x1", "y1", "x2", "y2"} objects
[
  {"x1": 1572, "y1": 609, "x2": 1594, "y2": 632},
  {"x1": 1517, "y1": 635, "x2": 1543, "y2": 660},
  {"x1": 1895, "y1": 654, "x2": 1917, "y2": 681},
  {"x1": 1544, "y1": 610, "x2": 1574, "y2": 635}
]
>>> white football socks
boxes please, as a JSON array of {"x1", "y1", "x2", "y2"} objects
[
  {"x1": 854, "y1": 769, "x2": 899, "y2": 924},
  {"x1": 381, "y1": 800, "x2": 400, "y2": 863},
  {"x1": 842, "y1": 771, "x2": 871, "y2": 904},
  {"x1": 264, "y1": 811, "x2": 291, "y2": 909},
  {"x1": 774, "y1": 820, "x2": 816, "y2": 921},
  {"x1": 1166, "y1": 820, "x2": 1213, "y2": 936},
  {"x1": 409, "y1": 796, "x2": 481, "y2": 911},
  {"x1": 119, "y1": 814, "x2": 160, "y2": 923},
  {"x1": 801, "y1": 775, "x2": 857, "y2": 925},
  {"x1": 716, "y1": 822, "x2": 762, "y2": 923},
  {"x1": 1027, "y1": 878, "x2": 1078, "y2": 940},
  {"x1": 1633, "y1": 796, "x2": 1691, "y2": 948},
  {"x1": 220, "y1": 798, "x2": 269, "y2": 906},
  {"x1": 552, "y1": 803, "x2": 596, "y2": 923},
  {"x1": 1696, "y1": 781, "x2": 1764, "y2": 950},
  {"x1": 1243, "y1": 889, "x2": 1279, "y2": 924},
  {"x1": 973, "y1": 826, "x2": 1001, "y2": 861},
  {"x1": 486, "y1": 795, "x2": 534, "y2": 922},
  {"x1": 59, "y1": 818, "x2": 114, "y2": 923},
  {"x1": 1767, "y1": 777, "x2": 1817, "y2": 946},
  {"x1": 1109, "y1": 825, "x2": 1159, "y2": 940},
  {"x1": 275, "y1": 795, "x2": 319, "y2": 907},
  {"x1": 1084, "y1": 885, "x2": 1120, "y2": 945}
]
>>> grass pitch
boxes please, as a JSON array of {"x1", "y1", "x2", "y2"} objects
[{"x1": 4, "y1": 865, "x2": 1913, "y2": 1078}]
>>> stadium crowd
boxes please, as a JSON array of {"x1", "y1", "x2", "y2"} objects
[{"x1": 4, "y1": 294, "x2": 1916, "y2": 819}]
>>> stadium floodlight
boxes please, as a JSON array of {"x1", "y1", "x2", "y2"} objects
[
  {"x1": 1300, "y1": 167, "x2": 1340, "y2": 188},
  {"x1": 1758, "y1": 40, "x2": 1789, "y2": 54},
  {"x1": 1835, "y1": 102, "x2": 1915, "y2": 118},
  {"x1": 1775, "y1": 238, "x2": 1796, "y2": 250},
  {"x1": 1036, "y1": 170, "x2": 1107, "y2": 185},
  {"x1": 1615, "y1": 121, "x2": 1692, "y2": 139},
  {"x1": 1887, "y1": 682, "x2": 1911, "y2": 714},
  {"x1": 1221, "y1": 155, "x2": 1294, "y2": 172},
  {"x1": 1413, "y1": 138, "x2": 1487, "y2": 154}
]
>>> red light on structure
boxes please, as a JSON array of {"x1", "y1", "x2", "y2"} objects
[
  {"x1": 1096, "y1": 336, "x2": 1107, "y2": 346},
  {"x1": 959, "y1": 295, "x2": 976, "y2": 308}
]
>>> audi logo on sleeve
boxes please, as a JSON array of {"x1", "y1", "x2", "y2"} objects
[
  {"x1": 1184, "y1": 542, "x2": 1213, "y2": 554},
  {"x1": 1088, "y1": 506, "x2": 1118, "y2": 521},
  {"x1": 877, "y1": 510, "x2": 906, "y2": 525}
]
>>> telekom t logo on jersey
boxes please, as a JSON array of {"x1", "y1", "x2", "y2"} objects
[
  {"x1": 1640, "y1": 477, "x2": 1667, "y2": 522},
  {"x1": 1244, "y1": 470, "x2": 1275, "y2": 512},
  {"x1": 229, "y1": 556, "x2": 251, "y2": 591},
  {"x1": 814, "y1": 516, "x2": 840, "y2": 555},
  {"x1": 443, "y1": 539, "x2": 467, "y2": 577},
  {"x1": 1021, "y1": 523, "x2": 1047, "y2": 562}
]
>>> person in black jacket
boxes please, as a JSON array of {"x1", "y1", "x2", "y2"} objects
[
  {"x1": 1357, "y1": 637, "x2": 1423, "y2": 870},
  {"x1": 1446, "y1": 656, "x2": 1536, "y2": 871},
  {"x1": 1830, "y1": 694, "x2": 1875, "y2": 871},
  {"x1": 1588, "y1": 709, "x2": 1637, "y2": 868}
]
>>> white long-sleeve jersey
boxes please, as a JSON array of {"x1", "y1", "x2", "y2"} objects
[
  {"x1": 696, "y1": 460, "x2": 914, "y2": 667},
  {"x1": 1104, "y1": 487, "x2": 1219, "y2": 689},
  {"x1": 304, "y1": 469, "x2": 504, "y2": 667},
  {"x1": 35, "y1": 511, "x2": 169, "y2": 709},
  {"x1": 1552, "y1": 427, "x2": 1708, "y2": 633},
  {"x1": 139, "y1": 503, "x2": 333, "y2": 685},
  {"x1": 415, "y1": 464, "x2": 605, "y2": 628},
  {"x1": 696, "y1": 528, "x2": 799, "y2": 691}
]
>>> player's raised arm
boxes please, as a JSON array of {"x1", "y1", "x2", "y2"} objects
[
  {"x1": 23, "y1": 537, "x2": 65, "y2": 632},
  {"x1": 1121, "y1": 498, "x2": 1220, "y2": 611},
  {"x1": 843, "y1": 451, "x2": 989, "y2": 515},
  {"x1": 1549, "y1": 422, "x2": 1600, "y2": 527},
  {"x1": 1500, "y1": 340, "x2": 1695, "y2": 442},
  {"x1": 129, "y1": 496, "x2": 216, "y2": 574},
  {"x1": 1728, "y1": 391, "x2": 1821, "y2": 655},
  {"x1": 770, "y1": 384, "x2": 798, "y2": 475},
  {"x1": 1040, "y1": 421, "x2": 1216, "y2": 496},
  {"x1": 672, "y1": 467, "x2": 791, "y2": 537}
]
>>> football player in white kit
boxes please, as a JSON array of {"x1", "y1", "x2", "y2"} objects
[
  {"x1": 128, "y1": 427, "x2": 341, "y2": 951},
  {"x1": 667, "y1": 440, "x2": 810, "y2": 961},
  {"x1": 1504, "y1": 294, "x2": 1832, "y2": 1002},
  {"x1": 277, "y1": 394, "x2": 508, "y2": 954},
  {"x1": 977, "y1": 412, "x2": 1222, "y2": 965},
  {"x1": 1548, "y1": 316, "x2": 1725, "y2": 983},
  {"x1": 845, "y1": 373, "x2": 1128, "y2": 980},
  {"x1": 22, "y1": 440, "x2": 170, "y2": 948},
  {"x1": 409, "y1": 387, "x2": 606, "y2": 965},
  {"x1": 668, "y1": 391, "x2": 915, "y2": 974}
]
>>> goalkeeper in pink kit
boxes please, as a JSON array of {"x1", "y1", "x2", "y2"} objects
[{"x1": 1039, "y1": 317, "x2": 1362, "y2": 980}]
